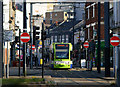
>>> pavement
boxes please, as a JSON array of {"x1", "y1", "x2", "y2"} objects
[{"x1": 2, "y1": 66, "x2": 115, "y2": 87}]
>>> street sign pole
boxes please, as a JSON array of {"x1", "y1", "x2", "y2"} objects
[
  {"x1": 6, "y1": 41, "x2": 9, "y2": 78},
  {"x1": 42, "y1": 23, "x2": 44, "y2": 79},
  {"x1": 83, "y1": 41, "x2": 89, "y2": 68},
  {"x1": 30, "y1": 3, "x2": 33, "y2": 69},
  {"x1": 24, "y1": 43, "x2": 26, "y2": 77},
  {"x1": 110, "y1": 36, "x2": 120, "y2": 87},
  {"x1": 0, "y1": 0, "x2": 3, "y2": 79},
  {"x1": 86, "y1": 48, "x2": 87, "y2": 68},
  {"x1": 19, "y1": 29, "x2": 21, "y2": 76},
  {"x1": 36, "y1": 40, "x2": 38, "y2": 68},
  {"x1": 23, "y1": 0, "x2": 27, "y2": 77}
]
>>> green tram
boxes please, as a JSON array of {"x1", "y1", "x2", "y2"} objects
[{"x1": 50, "y1": 42, "x2": 73, "y2": 69}]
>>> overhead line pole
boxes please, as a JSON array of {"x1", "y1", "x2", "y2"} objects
[
  {"x1": 30, "y1": 3, "x2": 33, "y2": 69},
  {"x1": 0, "y1": 0, "x2": 3, "y2": 79},
  {"x1": 23, "y1": 0, "x2": 27, "y2": 77},
  {"x1": 19, "y1": 29, "x2": 21, "y2": 76},
  {"x1": 73, "y1": 4, "x2": 76, "y2": 51},
  {"x1": 97, "y1": 1, "x2": 101, "y2": 73},
  {"x1": 42, "y1": 23, "x2": 44, "y2": 79},
  {"x1": 104, "y1": 1, "x2": 110, "y2": 77}
]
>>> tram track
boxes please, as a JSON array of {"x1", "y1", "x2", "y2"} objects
[{"x1": 50, "y1": 69, "x2": 81, "y2": 85}]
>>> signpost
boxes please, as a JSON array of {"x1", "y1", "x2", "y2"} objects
[
  {"x1": 110, "y1": 36, "x2": 120, "y2": 86},
  {"x1": 20, "y1": 33, "x2": 30, "y2": 77},
  {"x1": 83, "y1": 41, "x2": 89, "y2": 70},
  {"x1": 4, "y1": 30, "x2": 14, "y2": 78},
  {"x1": 110, "y1": 36, "x2": 119, "y2": 46}
]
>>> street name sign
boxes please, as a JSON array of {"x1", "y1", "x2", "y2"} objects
[
  {"x1": 20, "y1": 33, "x2": 30, "y2": 43},
  {"x1": 83, "y1": 42, "x2": 89, "y2": 48},
  {"x1": 4, "y1": 30, "x2": 14, "y2": 42},
  {"x1": 110, "y1": 36, "x2": 120, "y2": 46}
]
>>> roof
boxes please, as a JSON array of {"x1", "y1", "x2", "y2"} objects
[
  {"x1": 51, "y1": 20, "x2": 81, "y2": 33},
  {"x1": 46, "y1": 20, "x2": 85, "y2": 37}
]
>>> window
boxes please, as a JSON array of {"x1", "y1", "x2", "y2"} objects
[
  {"x1": 66, "y1": 35, "x2": 68, "y2": 43},
  {"x1": 55, "y1": 36, "x2": 57, "y2": 42},
  {"x1": 59, "y1": 36, "x2": 61, "y2": 42},
  {"x1": 51, "y1": 36, "x2": 53, "y2": 44},
  {"x1": 88, "y1": 8, "x2": 89, "y2": 19},
  {"x1": 50, "y1": 12, "x2": 52, "y2": 19},
  {"x1": 55, "y1": 13, "x2": 57, "y2": 16},
  {"x1": 55, "y1": 44, "x2": 69, "y2": 59},
  {"x1": 93, "y1": 6, "x2": 95, "y2": 17},
  {"x1": 62, "y1": 35, "x2": 64, "y2": 42}
]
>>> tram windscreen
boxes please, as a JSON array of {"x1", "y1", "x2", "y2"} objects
[{"x1": 55, "y1": 44, "x2": 69, "y2": 59}]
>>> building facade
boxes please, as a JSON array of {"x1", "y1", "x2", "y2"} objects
[
  {"x1": 45, "y1": 11, "x2": 68, "y2": 24},
  {"x1": 85, "y1": 2, "x2": 105, "y2": 41}
]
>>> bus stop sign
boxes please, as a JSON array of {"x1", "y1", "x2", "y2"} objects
[
  {"x1": 83, "y1": 42, "x2": 89, "y2": 48},
  {"x1": 110, "y1": 36, "x2": 120, "y2": 46}
]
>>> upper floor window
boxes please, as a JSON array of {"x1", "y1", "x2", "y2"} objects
[
  {"x1": 66, "y1": 35, "x2": 68, "y2": 43},
  {"x1": 87, "y1": 8, "x2": 89, "y2": 19},
  {"x1": 93, "y1": 6, "x2": 95, "y2": 18},
  {"x1": 51, "y1": 36, "x2": 53, "y2": 43},
  {"x1": 62, "y1": 35, "x2": 64, "y2": 42},
  {"x1": 55, "y1": 36, "x2": 57, "y2": 42}
]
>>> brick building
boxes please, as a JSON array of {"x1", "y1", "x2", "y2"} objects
[
  {"x1": 85, "y1": 2, "x2": 105, "y2": 41},
  {"x1": 45, "y1": 11, "x2": 68, "y2": 24}
]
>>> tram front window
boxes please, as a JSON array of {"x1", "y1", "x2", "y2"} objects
[
  {"x1": 55, "y1": 44, "x2": 69, "y2": 59},
  {"x1": 56, "y1": 50, "x2": 69, "y2": 59}
]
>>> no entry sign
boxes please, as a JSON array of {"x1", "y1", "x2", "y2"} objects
[
  {"x1": 110, "y1": 36, "x2": 120, "y2": 46},
  {"x1": 83, "y1": 42, "x2": 89, "y2": 48},
  {"x1": 20, "y1": 33, "x2": 30, "y2": 43},
  {"x1": 30, "y1": 45, "x2": 35, "y2": 50}
]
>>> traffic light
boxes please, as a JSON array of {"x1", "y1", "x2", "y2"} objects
[
  {"x1": 35, "y1": 26, "x2": 40, "y2": 40},
  {"x1": 41, "y1": 30, "x2": 46, "y2": 40},
  {"x1": 33, "y1": 26, "x2": 40, "y2": 45},
  {"x1": 33, "y1": 26, "x2": 36, "y2": 45}
]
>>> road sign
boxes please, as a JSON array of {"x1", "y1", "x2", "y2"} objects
[
  {"x1": 30, "y1": 45, "x2": 35, "y2": 50},
  {"x1": 110, "y1": 36, "x2": 120, "y2": 46},
  {"x1": 20, "y1": 33, "x2": 30, "y2": 43},
  {"x1": 83, "y1": 42, "x2": 89, "y2": 48},
  {"x1": 4, "y1": 30, "x2": 14, "y2": 42}
]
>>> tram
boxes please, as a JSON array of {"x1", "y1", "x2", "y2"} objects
[{"x1": 50, "y1": 42, "x2": 73, "y2": 69}]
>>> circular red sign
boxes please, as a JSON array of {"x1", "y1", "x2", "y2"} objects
[
  {"x1": 83, "y1": 42, "x2": 89, "y2": 48},
  {"x1": 30, "y1": 45, "x2": 35, "y2": 50},
  {"x1": 20, "y1": 33, "x2": 30, "y2": 43},
  {"x1": 110, "y1": 36, "x2": 120, "y2": 46}
]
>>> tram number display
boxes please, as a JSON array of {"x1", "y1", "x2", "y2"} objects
[{"x1": 55, "y1": 44, "x2": 69, "y2": 49}]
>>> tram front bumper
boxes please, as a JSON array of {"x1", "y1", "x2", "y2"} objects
[{"x1": 53, "y1": 64, "x2": 72, "y2": 68}]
